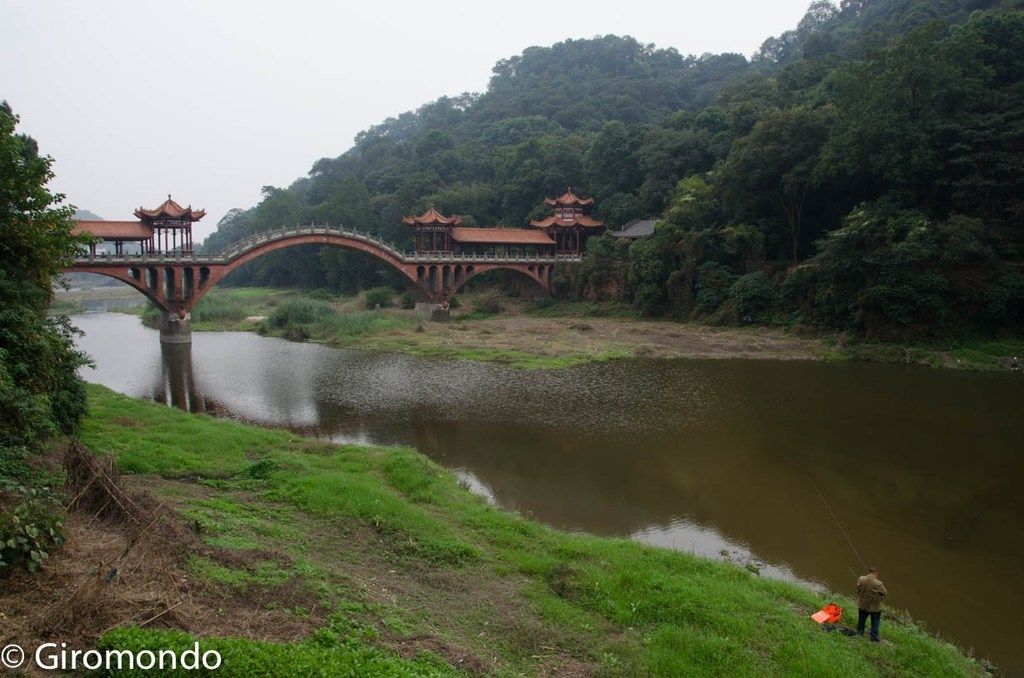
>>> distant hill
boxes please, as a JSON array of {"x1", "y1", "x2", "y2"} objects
[
  {"x1": 196, "y1": 0, "x2": 1024, "y2": 338},
  {"x1": 74, "y1": 208, "x2": 103, "y2": 220}
]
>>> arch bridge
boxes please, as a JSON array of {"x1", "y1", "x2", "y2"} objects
[{"x1": 66, "y1": 225, "x2": 579, "y2": 343}]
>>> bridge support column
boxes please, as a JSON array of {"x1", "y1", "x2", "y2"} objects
[
  {"x1": 414, "y1": 302, "x2": 449, "y2": 323},
  {"x1": 159, "y1": 311, "x2": 192, "y2": 344}
]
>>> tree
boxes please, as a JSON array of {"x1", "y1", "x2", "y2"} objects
[
  {"x1": 719, "y1": 107, "x2": 833, "y2": 263},
  {"x1": 0, "y1": 101, "x2": 87, "y2": 460}
]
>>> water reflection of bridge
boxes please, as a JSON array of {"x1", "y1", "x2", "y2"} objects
[{"x1": 150, "y1": 343, "x2": 228, "y2": 414}]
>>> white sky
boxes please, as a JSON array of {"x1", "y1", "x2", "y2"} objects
[{"x1": 1, "y1": 0, "x2": 811, "y2": 242}]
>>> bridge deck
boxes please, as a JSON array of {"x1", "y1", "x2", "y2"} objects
[{"x1": 71, "y1": 225, "x2": 582, "y2": 266}]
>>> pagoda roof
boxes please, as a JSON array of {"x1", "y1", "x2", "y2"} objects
[
  {"x1": 134, "y1": 195, "x2": 206, "y2": 222},
  {"x1": 451, "y1": 227, "x2": 555, "y2": 245},
  {"x1": 402, "y1": 205, "x2": 461, "y2": 227},
  {"x1": 72, "y1": 220, "x2": 153, "y2": 240},
  {"x1": 529, "y1": 214, "x2": 605, "y2": 229},
  {"x1": 544, "y1": 188, "x2": 595, "y2": 207}
]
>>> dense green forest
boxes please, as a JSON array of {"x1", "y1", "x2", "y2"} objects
[{"x1": 203, "y1": 0, "x2": 1024, "y2": 338}]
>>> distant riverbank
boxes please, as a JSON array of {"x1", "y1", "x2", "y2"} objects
[{"x1": 58, "y1": 285, "x2": 1024, "y2": 371}]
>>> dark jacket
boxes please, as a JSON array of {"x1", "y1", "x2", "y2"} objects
[{"x1": 856, "y1": 573, "x2": 888, "y2": 612}]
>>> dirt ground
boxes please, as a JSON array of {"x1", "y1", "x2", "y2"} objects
[{"x1": 408, "y1": 313, "x2": 825, "y2": 363}]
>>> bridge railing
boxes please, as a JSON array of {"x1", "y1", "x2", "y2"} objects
[{"x1": 72, "y1": 224, "x2": 583, "y2": 265}]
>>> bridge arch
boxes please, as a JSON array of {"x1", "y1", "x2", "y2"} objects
[
  {"x1": 214, "y1": 232, "x2": 419, "y2": 291},
  {"x1": 449, "y1": 262, "x2": 553, "y2": 297},
  {"x1": 66, "y1": 266, "x2": 176, "y2": 312}
]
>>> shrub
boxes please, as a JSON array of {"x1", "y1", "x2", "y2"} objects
[
  {"x1": 729, "y1": 272, "x2": 777, "y2": 319},
  {"x1": 190, "y1": 294, "x2": 248, "y2": 323},
  {"x1": 0, "y1": 481, "x2": 65, "y2": 573},
  {"x1": 266, "y1": 299, "x2": 334, "y2": 328},
  {"x1": 363, "y1": 287, "x2": 394, "y2": 310},
  {"x1": 695, "y1": 262, "x2": 737, "y2": 315},
  {"x1": 399, "y1": 292, "x2": 416, "y2": 310},
  {"x1": 307, "y1": 288, "x2": 335, "y2": 301}
]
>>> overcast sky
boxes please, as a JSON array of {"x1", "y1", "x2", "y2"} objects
[{"x1": 2, "y1": 0, "x2": 811, "y2": 242}]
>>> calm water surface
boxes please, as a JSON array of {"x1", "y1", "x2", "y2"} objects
[{"x1": 74, "y1": 312, "x2": 1024, "y2": 672}]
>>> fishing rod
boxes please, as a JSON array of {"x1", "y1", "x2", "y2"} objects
[{"x1": 808, "y1": 475, "x2": 867, "y2": 573}]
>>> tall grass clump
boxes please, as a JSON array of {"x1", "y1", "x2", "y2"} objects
[
  {"x1": 266, "y1": 299, "x2": 335, "y2": 329},
  {"x1": 319, "y1": 311, "x2": 411, "y2": 337},
  {"x1": 190, "y1": 294, "x2": 250, "y2": 323}
]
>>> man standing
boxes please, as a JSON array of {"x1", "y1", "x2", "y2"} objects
[{"x1": 856, "y1": 566, "x2": 888, "y2": 641}]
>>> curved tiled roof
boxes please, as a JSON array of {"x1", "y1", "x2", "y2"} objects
[
  {"x1": 544, "y1": 187, "x2": 595, "y2": 207},
  {"x1": 402, "y1": 205, "x2": 462, "y2": 227},
  {"x1": 134, "y1": 195, "x2": 206, "y2": 222},
  {"x1": 72, "y1": 220, "x2": 153, "y2": 240},
  {"x1": 528, "y1": 214, "x2": 605, "y2": 229},
  {"x1": 451, "y1": 227, "x2": 555, "y2": 245},
  {"x1": 607, "y1": 219, "x2": 657, "y2": 239}
]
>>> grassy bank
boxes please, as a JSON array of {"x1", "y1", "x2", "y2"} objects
[
  {"x1": 65, "y1": 384, "x2": 980, "y2": 676},
  {"x1": 824, "y1": 336, "x2": 1024, "y2": 372}
]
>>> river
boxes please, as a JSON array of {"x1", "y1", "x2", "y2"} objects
[{"x1": 73, "y1": 312, "x2": 1024, "y2": 672}]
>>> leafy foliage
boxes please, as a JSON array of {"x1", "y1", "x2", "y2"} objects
[
  {"x1": 1, "y1": 102, "x2": 89, "y2": 455},
  {"x1": 0, "y1": 480, "x2": 65, "y2": 572},
  {"x1": 362, "y1": 286, "x2": 394, "y2": 309},
  {"x1": 0, "y1": 101, "x2": 86, "y2": 570}
]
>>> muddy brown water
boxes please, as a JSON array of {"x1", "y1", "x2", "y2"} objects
[{"x1": 73, "y1": 312, "x2": 1024, "y2": 672}]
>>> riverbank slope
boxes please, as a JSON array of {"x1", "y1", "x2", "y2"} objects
[{"x1": 2, "y1": 384, "x2": 983, "y2": 675}]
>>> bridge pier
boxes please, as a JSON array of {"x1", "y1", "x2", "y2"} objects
[{"x1": 159, "y1": 311, "x2": 192, "y2": 344}]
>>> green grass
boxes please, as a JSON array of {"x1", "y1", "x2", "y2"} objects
[
  {"x1": 833, "y1": 336, "x2": 1024, "y2": 371},
  {"x1": 80, "y1": 384, "x2": 983, "y2": 676},
  {"x1": 97, "y1": 622, "x2": 456, "y2": 677},
  {"x1": 526, "y1": 299, "x2": 637, "y2": 319}
]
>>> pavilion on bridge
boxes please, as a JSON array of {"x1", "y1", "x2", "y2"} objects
[
  {"x1": 71, "y1": 196, "x2": 205, "y2": 256},
  {"x1": 528, "y1": 188, "x2": 605, "y2": 254},
  {"x1": 403, "y1": 189, "x2": 605, "y2": 256},
  {"x1": 402, "y1": 205, "x2": 557, "y2": 256}
]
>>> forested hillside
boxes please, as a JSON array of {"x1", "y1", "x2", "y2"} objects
[{"x1": 203, "y1": 0, "x2": 1024, "y2": 337}]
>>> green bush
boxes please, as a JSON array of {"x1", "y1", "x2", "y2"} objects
[
  {"x1": 0, "y1": 481, "x2": 65, "y2": 572},
  {"x1": 307, "y1": 288, "x2": 336, "y2": 301},
  {"x1": 190, "y1": 295, "x2": 248, "y2": 323},
  {"x1": 363, "y1": 287, "x2": 394, "y2": 310},
  {"x1": 729, "y1": 272, "x2": 777, "y2": 320},
  {"x1": 399, "y1": 291, "x2": 416, "y2": 309},
  {"x1": 695, "y1": 263, "x2": 737, "y2": 315},
  {"x1": 531, "y1": 297, "x2": 555, "y2": 311},
  {"x1": 266, "y1": 299, "x2": 334, "y2": 329}
]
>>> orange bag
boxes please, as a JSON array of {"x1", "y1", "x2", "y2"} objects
[{"x1": 811, "y1": 603, "x2": 843, "y2": 624}]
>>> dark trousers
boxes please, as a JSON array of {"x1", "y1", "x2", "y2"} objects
[{"x1": 857, "y1": 608, "x2": 882, "y2": 640}]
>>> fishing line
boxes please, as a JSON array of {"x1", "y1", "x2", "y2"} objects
[{"x1": 809, "y1": 475, "x2": 867, "y2": 571}]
